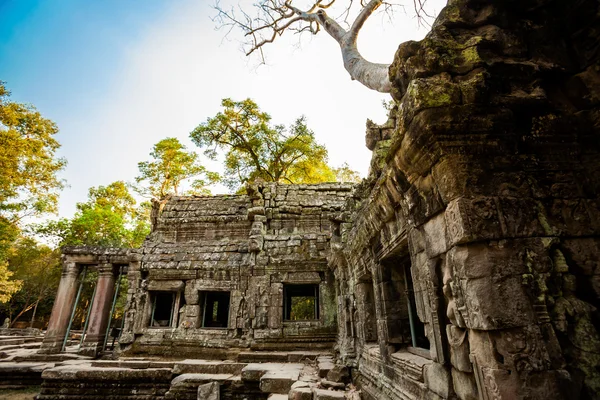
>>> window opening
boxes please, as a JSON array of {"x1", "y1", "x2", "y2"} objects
[
  {"x1": 403, "y1": 264, "x2": 430, "y2": 350},
  {"x1": 284, "y1": 284, "x2": 319, "y2": 321},
  {"x1": 150, "y1": 292, "x2": 176, "y2": 327},
  {"x1": 201, "y1": 291, "x2": 231, "y2": 328},
  {"x1": 356, "y1": 278, "x2": 378, "y2": 342}
]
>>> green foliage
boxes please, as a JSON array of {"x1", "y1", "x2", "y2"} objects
[
  {"x1": 190, "y1": 98, "x2": 338, "y2": 191},
  {"x1": 135, "y1": 138, "x2": 217, "y2": 199},
  {"x1": 0, "y1": 81, "x2": 65, "y2": 304},
  {"x1": 290, "y1": 296, "x2": 315, "y2": 320},
  {"x1": 0, "y1": 81, "x2": 66, "y2": 223},
  {"x1": 333, "y1": 162, "x2": 362, "y2": 183},
  {"x1": 0, "y1": 262, "x2": 21, "y2": 304},
  {"x1": 38, "y1": 181, "x2": 150, "y2": 248},
  {"x1": 0, "y1": 237, "x2": 60, "y2": 325}
]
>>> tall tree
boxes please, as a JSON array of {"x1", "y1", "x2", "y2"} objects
[
  {"x1": 38, "y1": 181, "x2": 150, "y2": 248},
  {"x1": 0, "y1": 81, "x2": 66, "y2": 228},
  {"x1": 0, "y1": 81, "x2": 65, "y2": 303},
  {"x1": 1, "y1": 237, "x2": 61, "y2": 327},
  {"x1": 190, "y1": 98, "x2": 338, "y2": 190},
  {"x1": 135, "y1": 138, "x2": 217, "y2": 199},
  {"x1": 214, "y1": 1, "x2": 433, "y2": 93}
]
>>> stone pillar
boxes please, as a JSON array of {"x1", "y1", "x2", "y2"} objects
[
  {"x1": 79, "y1": 264, "x2": 116, "y2": 357},
  {"x1": 39, "y1": 261, "x2": 80, "y2": 354}
]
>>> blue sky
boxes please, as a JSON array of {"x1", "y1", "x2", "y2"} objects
[
  {"x1": 1, "y1": 0, "x2": 166, "y2": 106},
  {"x1": 0, "y1": 0, "x2": 444, "y2": 219}
]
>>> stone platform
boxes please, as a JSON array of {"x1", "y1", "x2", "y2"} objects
[{"x1": 0, "y1": 350, "x2": 359, "y2": 399}]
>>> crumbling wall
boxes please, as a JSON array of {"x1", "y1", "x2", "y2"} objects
[
  {"x1": 332, "y1": 0, "x2": 600, "y2": 399},
  {"x1": 121, "y1": 183, "x2": 354, "y2": 357}
]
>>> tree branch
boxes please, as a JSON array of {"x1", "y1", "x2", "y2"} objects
[{"x1": 213, "y1": 0, "x2": 403, "y2": 93}]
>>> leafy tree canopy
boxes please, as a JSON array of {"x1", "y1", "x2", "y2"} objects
[
  {"x1": 190, "y1": 98, "x2": 343, "y2": 191},
  {"x1": 0, "y1": 81, "x2": 66, "y2": 224},
  {"x1": 0, "y1": 81, "x2": 65, "y2": 304},
  {"x1": 0, "y1": 237, "x2": 60, "y2": 326},
  {"x1": 38, "y1": 181, "x2": 150, "y2": 248},
  {"x1": 0, "y1": 262, "x2": 21, "y2": 304},
  {"x1": 334, "y1": 162, "x2": 362, "y2": 183},
  {"x1": 135, "y1": 137, "x2": 218, "y2": 199}
]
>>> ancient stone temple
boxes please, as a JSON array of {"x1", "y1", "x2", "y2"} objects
[
  {"x1": 3, "y1": 0, "x2": 599, "y2": 399},
  {"x1": 40, "y1": 183, "x2": 352, "y2": 359}
]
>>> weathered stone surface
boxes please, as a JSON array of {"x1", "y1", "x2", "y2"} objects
[
  {"x1": 35, "y1": 1, "x2": 600, "y2": 400},
  {"x1": 423, "y1": 363, "x2": 452, "y2": 399},
  {"x1": 258, "y1": 364, "x2": 302, "y2": 394},
  {"x1": 329, "y1": 0, "x2": 600, "y2": 399},
  {"x1": 197, "y1": 381, "x2": 219, "y2": 400},
  {"x1": 312, "y1": 388, "x2": 346, "y2": 400},
  {"x1": 451, "y1": 369, "x2": 478, "y2": 400},
  {"x1": 326, "y1": 365, "x2": 350, "y2": 384},
  {"x1": 289, "y1": 380, "x2": 313, "y2": 400}
]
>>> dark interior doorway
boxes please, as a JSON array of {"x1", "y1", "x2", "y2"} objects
[{"x1": 201, "y1": 291, "x2": 231, "y2": 328}]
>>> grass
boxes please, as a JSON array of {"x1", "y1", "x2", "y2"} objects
[{"x1": 0, "y1": 387, "x2": 40, "y2": 400}]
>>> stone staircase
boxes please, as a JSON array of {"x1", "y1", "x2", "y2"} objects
[{"x1": 0, "y1": 350, "x2": 359, "y2": 399}]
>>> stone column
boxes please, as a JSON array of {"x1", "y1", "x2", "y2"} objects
[
  {"x1": 79, "y1": 264, "x2": 116, "y2": 357},
  {"x1": 39, "y1": 261, "x2": 81, "y2": 354}
]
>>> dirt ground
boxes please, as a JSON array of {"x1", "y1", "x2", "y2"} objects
[{"x1": 0, "y1": 387, "x2": 39, "y2": 400}]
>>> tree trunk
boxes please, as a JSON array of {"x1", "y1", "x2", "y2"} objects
[
  {"x1": 314, "y1": 4, "x2": 392, "y2": 93},
  {"x1": 30, "y1": 300, "x2": 39, "y2": 328},
  {"x1": 340, "y1": 45, "x2": 391, "y2": 93}
]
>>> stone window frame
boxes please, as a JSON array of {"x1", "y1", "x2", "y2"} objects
[
  {"x1": 199, "y1": 290, "x2": 232, "y2": 329},
  {"x1": 377, "y1": 240, "x2": 432, "y2": 360},
  {"x1": 282, "y1": 283, "x2": 321, "y2": 321},
  {"x1": 147, "y1": 290, "x2": 183, "y2": 329},
  {"x1": 355, "y1": 273, "x2": 379, "y2": 344}
]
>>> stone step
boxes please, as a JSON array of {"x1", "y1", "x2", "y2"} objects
[
  {"x1": 173, "y1": 359, "x2": 246, "y2": 375},
  {"x1": 165, "y1": 373, "x2": 256, "y2": 400},
  {"x1": 313, "y1": 388, "x2": 347, "y2": 399},
  {"x1": 15, "y1": 352, "x2": 91, "y2": 362},
  {"x1": 241, "y1": 363, "x2": 302, "y2": 382},
  {"x1": 258, "y1": 364, "x2": 303, "y2": 394},
  {"x1": 0, "y1": 342, "x2": 41, "y2": 352},
  {"x1": 317, "y1": 356, "x2": 334, "y2": 379},
  {"x1": 238, "y1": 351, "x2": 290, "y2": 363},
  {"x1": 0, "y1": 338, "x2": 37, "y2": 346},
  {"x1": 0, "y1": 362, "x2": 54, "y2": 389},
  {"x1": 91, "y1": 360, "x2": 176, "y2": 369},
  {"x1": 238, "y1": 350, "x2": 331, "y2": 363},
  {"x1": 268, "y1": 394, "x2": 289, "y2": 400},
  {"x1": 37, "y1": 363, "x2": 173, "y2": 400}
]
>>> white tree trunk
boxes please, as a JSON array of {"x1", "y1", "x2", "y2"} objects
[
  {"x1": 341, "y1": 44, "x2": 391, "y2": 93},
  {"x1": 314, "y1": 2, "x2": 392, "y2": 93}
]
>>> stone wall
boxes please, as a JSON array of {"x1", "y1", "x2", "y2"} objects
[
  {"x1": 331, "y1": 0, "x2": 600, "y2": 399},
  {"x1": 120, "y1": 183, "x2": 354, "y2": 357}
]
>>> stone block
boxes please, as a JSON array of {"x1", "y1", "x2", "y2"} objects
[
  {"x1": 259, "y1": 365, "x2": 302, "y2": 394},
  {"x1": 173, "y1": 360, "x2": 245, "y2": 375},
  {"x1": 267, "y1": 394, "x2": 288, "y2": 400},
  {"x1": 312, "y1": 388, "x2": 346, "y2": 400},
  {"x1": 197, "y1": 381, "x2": 220, "y2": 400},
  {"x1": 447, "y1": 242, "x2": 527, "y2": 280},
  {"x1": 459, "y1": 274, "x2": 535, "y2": 329},
  {"x1": 445, "y1": 197, "x2": 502, "y2": 246},
  {"x1": 317, "y1": 358, "x2": 334, "y2": 379},
  {"x1": 451, "y1": 369, "x2": 478, "y2": 400},
  {"x1": 423, "y1": 363, "x2": 452, "y2": 399},
  {"x1": 326, "y1": 365, "x2": 350, "y2": 384},
  {"x1": 289, "y1": 386, "x2": 313, "y2": 400},
  {"x1": 423, "y1": 213, "x2": 449, "y2": 257},
  {"x1": 446, "y1": 325, "x2": 472, "y2": 373}
]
